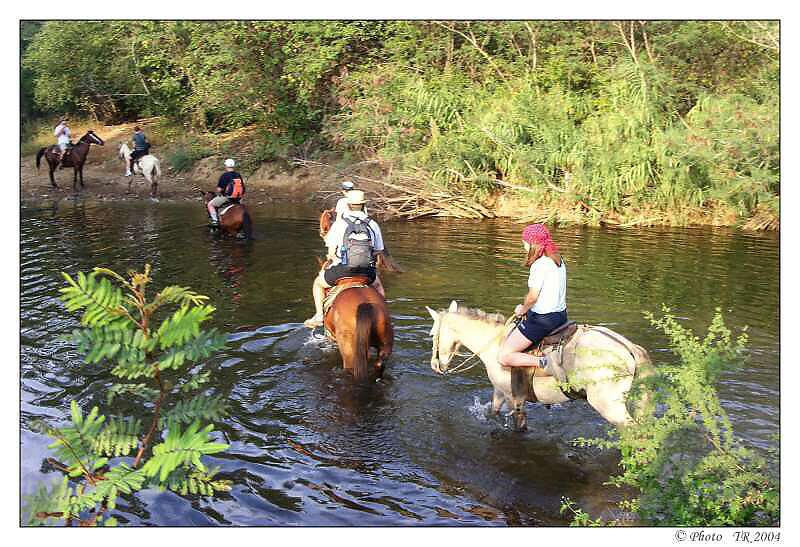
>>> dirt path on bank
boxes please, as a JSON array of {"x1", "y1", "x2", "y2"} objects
[{"x1": 19, "y1": 120, "x2": 356, "y2": 205}]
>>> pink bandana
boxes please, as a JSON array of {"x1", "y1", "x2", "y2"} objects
[{"x1": 522, "y1": 224, "x2": 558, "y2": 259}]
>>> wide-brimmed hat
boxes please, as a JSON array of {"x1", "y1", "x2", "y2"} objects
[{"x1": 346, "y1": 190, "x2": 367, "y2": 205}]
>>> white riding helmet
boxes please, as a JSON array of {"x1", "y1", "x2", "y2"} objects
[
  {"x1": 224, "y1": 158, "x2": 236, "y2": 168},
  {"x1": 341, "y1": 180, "x2": 354, "y2": 191}
]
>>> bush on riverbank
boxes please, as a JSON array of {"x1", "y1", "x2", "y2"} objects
[{"x1": 563, "y1": 308, "x2": 779, "y2": 526}]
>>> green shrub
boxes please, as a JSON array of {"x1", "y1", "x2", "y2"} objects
[
  {"x1": 566, "y1": 307, "x2": 779, "y2": 527},
  {"x1": 22, "y1": 265, "x2": 230, "y2": 527}
]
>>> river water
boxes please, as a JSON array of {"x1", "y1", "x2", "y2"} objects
[{"x1": 19, "y1": 198, "x2": 779, "y2": 525}]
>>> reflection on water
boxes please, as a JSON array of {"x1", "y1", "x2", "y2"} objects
[{"x1": 20, "y1": 199, "x2": 779, "y2": 525}]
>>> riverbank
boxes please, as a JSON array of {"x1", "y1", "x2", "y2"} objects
[{"x1": 20, "y1": 119, "x2": 778, "y2": 230}]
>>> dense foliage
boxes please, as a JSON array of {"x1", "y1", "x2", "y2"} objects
[
  {"x1": 564, "y1": 308, "x2": 779, "y2": 526},
  {"x1": 23, "y1": 266, "x2": 230, "y2": 526},
  {"x1": 22, "y1": 21, "x2": 778, "y2": 225}
]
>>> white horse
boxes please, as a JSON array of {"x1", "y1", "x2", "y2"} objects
[
  {"x1": 426, "y1": 301, "x2": 654, "y2": 430},
  {"x1": 119, "y1": 142, "x2": 162, "y2": 197}
]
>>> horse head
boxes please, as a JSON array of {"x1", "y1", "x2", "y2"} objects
[
  {"x1": 118, "y1": 142, "x2": 130, "y2": 159},
  {"x1": 426, "y1": 300, "x2": 461, "y2": 374},
  {"x1": 80, "y1": 131, "x2": 105, "y2": 146},
  {"x1": 319, "y1": 208, "x2": 336, "y2": 239},
  {"x1": 199, "y1": 190, "x2": 215, "y2": 204}
]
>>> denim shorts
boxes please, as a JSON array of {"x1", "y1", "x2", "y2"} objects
[{"x1": 517, "y1": 309, "x2": 568, "y2": 345}]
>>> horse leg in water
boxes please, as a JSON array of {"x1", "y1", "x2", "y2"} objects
[
  {"x1": 371, "y1": 311, "x2": 393, "y2": 379},
  {"x1": 48, "y1": 162, "x2": 58, "y2": 188},
  {"x1": 509, "y1": 367, "x2": 530, "y2": 431}
]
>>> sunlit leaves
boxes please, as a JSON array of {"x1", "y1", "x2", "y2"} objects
[{"x1": 142, "y1": 421, "x2": 228, "y2": 483}]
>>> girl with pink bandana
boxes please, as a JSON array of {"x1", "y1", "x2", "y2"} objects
[{"x1": 498, "y1": 224, "x2": 568, "y2": 367}]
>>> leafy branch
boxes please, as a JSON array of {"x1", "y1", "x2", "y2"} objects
[{"x1": 24, "y1": 265, "x2": 230, "y2": 527}]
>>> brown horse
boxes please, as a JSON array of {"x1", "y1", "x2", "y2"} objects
[
  {"x1": 202, "y1": 192, "x2": 253, "y2": 239},
  {"x1": 35, "y1": 130, "x2": 105, "y2": 190},
  {"x1": 318, "y1": 208, "x2": 404, "y2": 272},
  {"x1": 324, "y1": 277, "x2": 394, "y2": 382}
]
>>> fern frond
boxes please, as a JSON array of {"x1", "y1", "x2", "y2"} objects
[
  {"x1": 164, "y1": 466, "x2": 232, "y2": 497},
  {"x1": 156, "y1": 330, "x2": 227, "y2": 371},
  {"x1": 59, "y1": 271, "x2": 131, "y2": 329},
  {"x1": 107, "y1": 383, "x2": 160, "y2": 405},
  {"x1": 91, "y1": 464, "x2": 147, "y2": 509},
  {"x1": 46, "y1": 402, "x2": 107, "y2": 478},
  {"x1": 111, "y1": 361, "x2": 154, "y2": 380},
  {"x1": 147, "y1": 285, "x2": 210, "y2": 314},
  {"x1": 22, "y1": 477, "x2": 72, "y2": 526},
  {"x1": 92, "y1": 416, "x2": 143, "y2": 457},
  {"x1": 156, "y1": 305, "x2": 216, "y2": 349},
  {"x1": 159, "y1": 395, "x2": 228, "y2": 428},
  {"x1": 141, "y1": 421, "x2": 228, "y2": 482},
  {"x1": 179, "y1": 369, "x2": 212, "y2": 393}
]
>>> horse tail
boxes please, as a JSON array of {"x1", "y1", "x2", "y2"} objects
[
  {"x1": 353, "y1": 302, "x2": 374, "y2": 382},
  {"x1": 35, "y1": 147, "x2": 46, "y2": 170},
  {"x1": 241, "y1": 209, "x2": 253, "y2": 239}
]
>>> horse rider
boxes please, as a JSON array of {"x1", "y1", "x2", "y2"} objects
[
  {"x1": 126, "y1": 125, "x2": 151, "y2": 176},
  {"x1": 498, "y1": 223, "x2": 568, "y2": 368},
  {"x1": 304, "y1": 189, "x2": 386, "y2": 328},
  {"x1": 208, "y1": 158, "x2": 245, "y2": 227},
  {"x1": 54, "y1": 116, "x2": 71, "y2": 163},
  {"x1": 334, "y1": 180, "x2": 368, "y2": 220}
]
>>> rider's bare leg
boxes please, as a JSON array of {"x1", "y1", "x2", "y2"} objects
[{"x1": 304, "y1": 270, "x2": 327, "y2": 327}]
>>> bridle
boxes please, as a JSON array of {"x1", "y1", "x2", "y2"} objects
[{"x1": 430, "y1": 313, "x2": 521, "y2": 375}]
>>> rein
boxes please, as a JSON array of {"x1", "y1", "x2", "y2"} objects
[{"x1": 432, "y1": 314, "x2": 521, "y2": 376}]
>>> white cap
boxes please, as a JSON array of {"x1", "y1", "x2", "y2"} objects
[
  {"x1": 341, "y1": 180, "x2": 354, "y2": 190},
  {"x1": 346, "y1": 190, "x2": 367, "y2": 205},
  {"x1": 224, "y1": 158, "x2": 235, "y2": 168}
]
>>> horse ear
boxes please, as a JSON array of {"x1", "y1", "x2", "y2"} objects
[
  {"x1": 448, "y1": 300, "x2": 458, "y2": 312},
  {"x1": 425, "y1": 306, "x2": 439, "y2": 321}
]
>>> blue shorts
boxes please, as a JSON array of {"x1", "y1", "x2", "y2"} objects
[{"x1": 517, "y1": 309, "x2": 568, "y2": 345}]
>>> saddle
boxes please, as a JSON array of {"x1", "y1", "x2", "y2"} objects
[
  {"x1": 219, "y1": 202, "x2": 241, "y2": 217},
  {"x1": 322, "y1": 276, "x2": 371, "y2": 317},
  {"x1": 525, "y1": 320, "x2": 578, "y2": 355}
]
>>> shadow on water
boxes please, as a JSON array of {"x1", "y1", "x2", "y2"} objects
[{"x1": 20, "y1": 199, "x2": 779, "y2": 525}]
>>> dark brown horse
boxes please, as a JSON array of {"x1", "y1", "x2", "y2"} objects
[
  {"x1": 318, "y1": 208, "x2": 404, "y2": 272},
  {"x1": 324, "y1": 277, "x2": 394, "y2": 382},
  {"x1": 35, "y1": 130, "x2": 105, "y2": 190},
  {"x1": 202, "y1": 192, "x2": 253, "y2": 239}
]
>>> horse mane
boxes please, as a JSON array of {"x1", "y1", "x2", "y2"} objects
[{"x1": 446, "y1": 306, "x2": 507, "y2": 325}]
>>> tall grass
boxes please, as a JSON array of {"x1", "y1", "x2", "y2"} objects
[{"x1": 326, "y1": 62, "x2": 779, "y2": 227}]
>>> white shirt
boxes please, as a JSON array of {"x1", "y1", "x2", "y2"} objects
[
  {"x1": 325, "y1": 210, "x2": 384, "y2": 266},
  {"x1": 55, "y1": 123, "x2": 71, "y2": 145},
  {"x1": 335, "y1": 196, "x2": 367, "y2": 219},
  {"x1": 528, "y1": 256, "x2": 567, "y2": 314}
]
